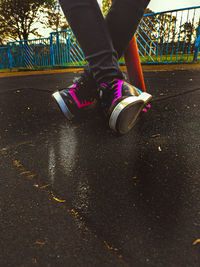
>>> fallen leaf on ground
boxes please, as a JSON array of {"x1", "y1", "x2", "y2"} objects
[
  {"x1": 40, "y1": 184, "x2": 50, "y2": 189},
  {"x1": 104, "y1": 241, "x2": 114, "y2": 250},
  {"x1": 193, "y1": 239, "x2": 200, "y2": 246},
  {"x1": 35, "y1": 241, "x2": 47, "y2": 246},
  {"x1": 13, "y1": 160, "x2": 22, "y2": 168},
  {"x1": 70, "y1": 209, "x2": 78, "y2": 216},
  {"x1": 52, "y1": 194, "x2": 66, "y2": 203},
  {"x1": 151, "y1": 134, "x2": 161, "y2": 138}
]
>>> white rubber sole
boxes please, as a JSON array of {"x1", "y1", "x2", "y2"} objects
[
  {"x1": 109, "y1": 92, "x2": 152, "y2": 133},
  {"x1": 52, "y1": 91, "x2": 74, "y2": 120}
]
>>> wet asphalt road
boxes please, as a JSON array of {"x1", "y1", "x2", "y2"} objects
[{"x1": 0, "y1": 68, "x2": 200, "y2": 266}]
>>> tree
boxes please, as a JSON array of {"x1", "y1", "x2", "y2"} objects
[
  {"x1": 0, "y1": 0, "x2": 55, "y2": 42},
  {"x1": 181, "y1": 22, "x2": 195, "y2": 43},
  {"x1": 0, "y1": 18, "x2": 7, "y2": 45},
  {"x1": 43, "y1": 0, "x2": 69, "y2": 32}
]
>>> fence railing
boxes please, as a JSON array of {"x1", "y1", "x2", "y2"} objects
[
  {"x1": 0, "y1": 6, "x2": 200, "y2": 71},
  {"x1": 50, "y1": 30, "x2": 85, "y2": 67},
  {"x1": 7, "y1": 38, "x2": 52, "y2": 70},
  {"x1": 137, "y1": 6, "x2": 200, "y2": 63}
]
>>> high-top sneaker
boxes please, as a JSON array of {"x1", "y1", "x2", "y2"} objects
[
  {"x1": 98, "y1": 79, "x2": 152, "y2": 134},
  {"x1": 52, "y1": 75, "x2": 98, "y2": 120}
]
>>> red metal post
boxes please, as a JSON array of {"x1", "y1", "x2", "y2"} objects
[{"x1": 124, "y1": 36, "x2": 146, "y2": 92}]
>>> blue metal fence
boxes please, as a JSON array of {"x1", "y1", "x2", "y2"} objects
[
  {"x1": 0, "y1": 6, "x2": 200, "y2": 71},
  {"x1": 137, "y1": 6, "x2": 200, "y2": 63},
  {"x1": 7, "y1": 38, "x2": 52, "y2": 70},
  {"x1": 50, "y1": 30, "x2": 85, "y2": 67}
]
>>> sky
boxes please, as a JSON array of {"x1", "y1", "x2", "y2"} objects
[
  {"x1": 146, "y1": 0, "x2": 200, "y2": 12},
  {"x1": 35, "y1": 0, "x2": 200, "y2": 38},
  {"x1": 97, "y1": 0, "x2": 200, "y2": 12}
]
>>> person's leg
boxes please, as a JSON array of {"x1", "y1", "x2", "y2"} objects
[
  {"x1": 105, "y1": 0, "x2": 150, "y2": 59},
  {"x1": 59, "y1": 0, "x2": 123, "y2": 84},
  {"x1": 58, "y1": 0, "x2": 150, "y2": 83},
  {"x1": 83, "y1": 0, "x2": 150, "y2": 78}
]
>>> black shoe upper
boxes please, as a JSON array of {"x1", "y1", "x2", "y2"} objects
[
  {"x1": 59, "y1": 73, "x2": 98, "y2": 115},
  {"x1": 98, "y1": 79, "x2": 141, "y2": 114}
]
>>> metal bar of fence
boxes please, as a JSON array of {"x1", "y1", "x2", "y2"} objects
[
  {"x1": 63, "y1": 32, "x2": 68, "y2": 65},
  {"x1": 60, "y1": 32, "x2": 64, "y2": 65},
  {"x1": 156, "y1": 14, "x2": 162, "y2": 62},
  {"x1": 67, "y1": 34, "x2": 84, "y2": 61},
  {"x1": 170, "y1": 11, "x2": 177, "y2": 61},
  {"x1": 187, "y1": 9, "x2": 197, "y2": 60},
  {"x1": 140, "y1": 19, "x2": 158, "y2": 43},
  {"x1": 66, "y1": 35, "x2": 69, "y2": 64},
  {"x1": 70, "y1": 49, "x2": 80, "y2": 64},
  {"x1": 61, "y1": 42, "x2": 65, "y2": 65},
  {"x1": 136, "y1": 30, "x2": 156, "y2": 56},
  {"x1": 50, "y1": 34, "x2": 55, "y2": 68},
  {"x1": 136, "y1": 38, "x2": 154, "y2": 61},
  {"x1": 69, "y1": 49, "x2": 77, "y2": 63},
  {"x1": 137, "y1": 44, "x2": 148, "y2": 62},
  {"x1": 61, "y1": 40, "x2": 66, "y2": 65},
  {"x1": 43, "y1": 43, "x2": 46, "y2": 66},
  {"x1": 70, "y1": 45, "x2": 83, "y2": 64},
  {"x1": 145, "y1": 15, "x2": 159, "y2": 29},
  {"x1": 68, "y1": 38, "x2": 71, "y2": 63},
  {"x1": 56, "y1": 33, "x2": 60, "y2": 65},
  {"x1": 69, "y1": 33, "x2": 85, "y2": 59},
  {"x1": 69, "y1": 41, "x2": 84, "y2": 63},
  {"x1": 7, "y1": 44, "x2": 12, "y2": 71},
  {"x1": 181, "y1": 9, "x2": 190, "y2": 61},
  {"x1": 42, "y1": 42, "x2": 45, "y2": 66},
  {"x1": 20, "y1": 42, "x2": 23, "y2": 67},
  {"x1": 166, "y1": 13, "x2": 172, "y2": 61},
  {"x1": 64, "y1": 32, "x2": 69, "y2": 64},
  {"x1": 65, "y1": 35, "x2": 69, "y2": 65},
  {"x1": 160, "y1": 13, "x2": 167, "y2": 61},
  {"x1": 138, "y1": 24, "x2": 157, "y2": 48},
  {"x1": 194, "y1": 19, "x2": 200, "y2": 61},
  {"x1": 176, "y1": 11, "x2": 184, "y2": 61}
]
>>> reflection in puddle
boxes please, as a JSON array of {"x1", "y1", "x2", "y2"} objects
[
  {"x1": 48, "y1": 145, "x2": 56, "y2": 185},
  {"x1": 59, "y1": 126, "x2": 77, "y2": 174},
  {"x1": 48, "y1": 124, "x2": 77, "y2": 185}
]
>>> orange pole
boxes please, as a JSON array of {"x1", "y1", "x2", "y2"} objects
[
  {"x1": 124, "y1": 36, "x2": 146, "y2": 92},
  {"x1": 110, "y1": 0, "x2": 146, "y2": 92}
]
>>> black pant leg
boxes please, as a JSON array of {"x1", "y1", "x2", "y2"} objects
[
  {"x1": 84, "y1": 0, "x2": 151, "y2": 82},
  {"x1": 105, "y1": 0, "x2": 150, "y2": 58},
  {"x1": 59, "y1": 0, "x2": 123, "y2": 83}
]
